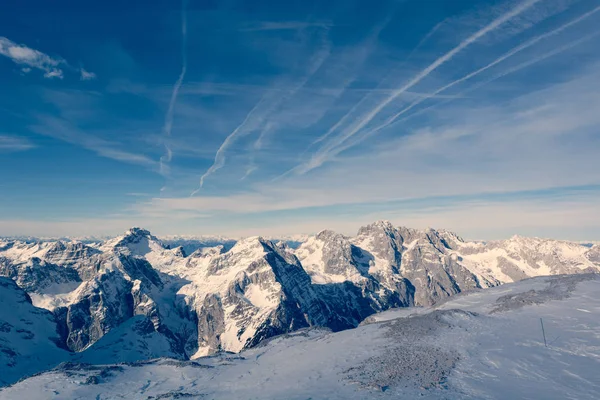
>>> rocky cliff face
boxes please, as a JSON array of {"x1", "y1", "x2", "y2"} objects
[
  {"x1": 179, "y1": 236, "x2": 370, "y2": 357},
  {"x1": 0, "y1": 221, "x2": 599, "y2": 374},
  {"x1": 307, "y1": 221, "x2": 483, "y2": 307}
]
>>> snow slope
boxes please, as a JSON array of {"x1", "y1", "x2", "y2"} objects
[
  {"x1": 0, "y1": 278, "x2": 69, "y2": 387},
  {"x1": 2, "y1": 273, "x2": 598, "y2": 399},
  {"x1": 73, "y1": 316, "x2": 183, "y2": 365}
]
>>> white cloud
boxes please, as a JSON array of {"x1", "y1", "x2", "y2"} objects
[
  {"x1": 80, "y1": 68, "x2": 96, "y2": 80},
  {"x1": 0, "y1": 36, "x2": 64, "y2": 78},
  {"x1": 44, "y1": 69, "x2": 64, "y2": 79},
  {"x1": 0, "y1": 36, "x2": 95, "y2": 80}
]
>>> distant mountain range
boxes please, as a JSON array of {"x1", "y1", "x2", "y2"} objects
[{"x1": 0, "y1": 221, "x2": 598, "y2": 386}]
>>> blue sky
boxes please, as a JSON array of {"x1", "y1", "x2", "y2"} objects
[{"x1": 1, "y1": 0, "x2": 600, "y2": 239}]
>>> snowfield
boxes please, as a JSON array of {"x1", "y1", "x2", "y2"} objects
[{"x1": 2, "y1": 273, "x2": 599, "y2": 399}]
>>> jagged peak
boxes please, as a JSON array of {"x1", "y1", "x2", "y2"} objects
[
  {"x1": 436, "y1": 228, "x2": 463, "y2": 240},
  {"x1": 117, "y1": 227, "x2": 164, "y2": 248},
  {"x1": 189, "y1": 245, "x2": 225, "y2": 258},
  {"x1": 229, "y1": 236, "x2": 272, "y2": 252},
  {"x1": 102, "y1": 227, "x2": 166, "y2": 257},
  {"x1": 315, "y1": 229, "x2": 347, "y2": 242},
  {"x1": 170, "y1": 246, "x2": 187, "y2": 258},
  {"x1": 46, "y1": 240, "x2": 96, "y2": 252},
  {"x1": 373, "y1": 220, "x2": 395, "y2": 229},
  {"x1": 356, "y1": 220, "x2": 397, "y2": 237},
  {"x1": 25, "y1": 256, "x2": 44, "y2": 266},
  {"x1": 124, "y1": 227, "x2": 153, "y2": 238},
  {"x1": 47, "y1": 240, "x2": 68, "y2": 251}
]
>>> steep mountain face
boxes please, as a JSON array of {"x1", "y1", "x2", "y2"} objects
[
  {"x1": 53, "y1": 264, "x2": 139, "y2": 352},
  {"x1": 0, "y1": 221, "x2": 599, "y2": 387},
  {"x1": 0, "y1": 256, "x2": 81, "y2": 294},
  {"x1": 178, "y1": 236, "x2": 389, "y2": 357},
  {"x1": 296, "y1": 229, "x2": 412, "y2": 310},
  {"x1": 298, "y1": 222, "x2": 484, "y2": 307},
  {"x1": 361, "y1": 224, "x2": 486, "y2": 306},
  {"x1": 0, "y1": 277, "x2": 69, "y2": 387}
]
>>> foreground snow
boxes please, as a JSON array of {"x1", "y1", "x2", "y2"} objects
[{"x1": 2, "y1": 274, "x2": 599, "y2": 399}]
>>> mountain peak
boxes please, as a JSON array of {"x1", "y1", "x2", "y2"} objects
[
  {"x1": 125, "y1": 227, "x2": 153, "y2": 238},
  {"x1": 316, "y1": 229, "x2": 346, "y2": 242},
  {"x1": 356, "y1": 220, "x2": 396, "y2": 237},
  {"x1": 102, "y1": 227, "x2": 165, "y2": 257}
]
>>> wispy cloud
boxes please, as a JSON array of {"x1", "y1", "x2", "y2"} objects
[
  {"x1": 29, "y1": 115, "x2": 157, "y2": 168},
  {"x1": 0, "y1": 36, "x2": 64, "y2": 78},
  {"x1": 0, "y1": 135, "x2": 35, "y2": 152},
  {"x1": 292, "y1": 0, "x2": 543, "y2": 175},
  {"x1": 80, "y1": 68, "x2": 96, "y2": 81},
  {"x1": 0, "y1": 36, "x2": 95, "y2": 80}
]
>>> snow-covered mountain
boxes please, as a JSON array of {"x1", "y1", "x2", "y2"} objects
[
  {"x1": 0, "y1": 277, "x2": 70, "y2": 387},
  {"x1": 0, "y1": 222, "x2": 598, "y2": 388},
  {"x1": 295, "y1": 221, "x2": 599, "y2": 306},
  {"x1": 2, "y1": 273, "x2": 599, "y2": 399}
]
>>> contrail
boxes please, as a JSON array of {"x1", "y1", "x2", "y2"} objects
[
  {"x1": 159, "y1": 0, "x2": 188, "y2": 179},
  {"x1": 252, "y1": 42, "x2": 330, "y2": 150},
  {"x1": 191, "y1": 96, "x2": 268, "y2": 196},
  {"x1": 331, "y1": 4, "x2": 600, "y2": 153},
  {"x1": 311, "y1": 14, "x2": 396, "y2": 146},
  {"x1": 192, "y1": 35, "x2": 331, "y2": 193},
  {"x1": 405, "y1": 19, "x2": 446, "y2": 61},
  {"x1": 295, "y1": 0, "x2": 543, "y2": 174},
  {"x1": 383, "y1": 5, "x2": 600, "y2": 128},
  {"x1": 465, "y1": 29, "x2": 600, "y2": 94},
  {"x1": 336, "y1": 29, "x2": 600, "y2": 154},
  {"x1": 312, "y1": 96, "x2": 367, "y2": 145}
]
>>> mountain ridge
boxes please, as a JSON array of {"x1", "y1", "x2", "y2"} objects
[{"x1": 0, "y1": 221, "x2": 598, "y2": 387}]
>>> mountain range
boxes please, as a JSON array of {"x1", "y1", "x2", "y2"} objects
[{"x1": 0, "y1": 221, "x2": 598, "y2": 387}]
